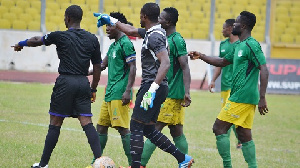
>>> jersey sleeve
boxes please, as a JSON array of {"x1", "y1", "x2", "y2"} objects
[
  {"x1": 147, "y1": 32, "x2": 167, "y2": 54},
  {"x1": 224, "y1": 47, "x2": 235, "y2": 63},
  {"x1": 91, "y1": 37, "x2": 102, "y2": 65},
  {"x1": 246, "y1": 41, "x2": 266, "y2": 68},
  {"x1": 138, "y1": 28, "x2": 146, "y2": 38},
  {"x1": 42, "y1": 31, "x2": 60, "y2": 46},
  {"x1": 122, "y1": 39, "x2": 136, "y2": 63},
  {"x1": 173, "y1": 35, "x2": 187, "y2": 57}
]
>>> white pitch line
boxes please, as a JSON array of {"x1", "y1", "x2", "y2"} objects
[{"x1": 0, "y1": 119, "x2": 120, "y2": 138}]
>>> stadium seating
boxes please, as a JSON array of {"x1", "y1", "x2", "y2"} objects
[
  {"x1": 30, "y1": 1, "x2": 41, "y2": 11},
  {"x1": 0, "y1": 0, "x2": 295, "y2": 44},
  {"x1": 0, "y1": 19, "x2": 11, "y2": 29},
  {"x1": 16, "y1": 0, "x2": 30, "y2": 9},
  {"x1": 1, "y1": 0, "x2": 15, "y2": 8},
  {"x1": 280, "y1": 34, "x2": 294, "y2": 43},
  {"x1": 12, "y1": 20, "x2": 27, "y2": 30},
  {"x1": 28, "y1": 21, "x2": 40, "y2": 31}
]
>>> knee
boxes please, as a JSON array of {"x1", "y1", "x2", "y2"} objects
[
  {"x1": 212, "y1": 123, "x2": 219, "y2": 135},
  {"x1": 116, "y1": 127, "x2": 130, "y2": 136},
  {"x1": 96, "y1": 125, "x2": 108, "y2": 134},
  {"x1": 130, "y1": 119, "x2": 144, "y2": 132},
  {"x1": 144, "y1": 124, "x2": 156, "y2": 137}
]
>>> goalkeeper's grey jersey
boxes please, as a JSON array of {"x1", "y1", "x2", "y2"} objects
[{"x1": 138, "y1": 24, "x2": 168, "y2": 86}]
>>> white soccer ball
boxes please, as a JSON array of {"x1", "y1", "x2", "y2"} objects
[{"x1": 93, "y1": 156, "x2": 116, "y2": 168}]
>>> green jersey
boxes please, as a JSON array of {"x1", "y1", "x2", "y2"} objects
[
  {"x1": 167, "y1": 32, "x2": 188, "y2": 99},
  {"x1": 224, "y1": 36, "x2": 266, "y2": 105},
  {"x1": 219, "y1": 38, "x2": 239, "y2": 91},
  {"x1": 105, "y1": 35, "x2": 136, "y2": 102}
]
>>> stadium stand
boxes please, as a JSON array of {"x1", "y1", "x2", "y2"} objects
[{"x1": 0, "y1": 0, "x2": 297, "y2": 45}]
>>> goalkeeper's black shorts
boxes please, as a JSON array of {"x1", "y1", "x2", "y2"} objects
[
  {"x1": 132, "y1": 83, "x2": 168, "y2": 123},
  {"x1": 49, "y1": 75, "x2": 92, "y2": 118}
]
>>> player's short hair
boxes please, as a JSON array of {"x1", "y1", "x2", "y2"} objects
[
  {"x1": 141, "y1": 3, "x2": 160, "y2": 22},
  {"x1": 65, "y1": 5, "x2": 83, "y2": 22},
  {"x1": 110, "y1": 12, "x2": 128, "y2": 24},
  {"x1": 225, "y1": 19, "x2": 235, "y2": 27},
  {"x1": 163, "y1": 7, "x2": 178, "y2": 26},
  {"x1": 240, "y1": 11, "x2": 256, "y2": 31}
]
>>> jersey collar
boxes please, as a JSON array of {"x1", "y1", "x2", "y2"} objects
[{"x1": 146, "y1": 24, "x2": 162, "y2": 33}]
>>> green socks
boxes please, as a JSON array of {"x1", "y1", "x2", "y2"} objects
[
  {"x1": 121, "y1": 133, "x2": 132, "y2": 166},
  {"x1": 216, "y1": 134, "x2": 232, "y2": 168},
  {"x1": 173, "y1": 134, "x2": 188, "y2": 154},
  {"x1": 141, "y1": 138, "x2": 156, "y2": 166},
  {"x1": 91, "y1": 133, "x2": 108, "y2": 164},
  {"x1": 242, "y1": 140, "x2": 257, "y2": 168}
]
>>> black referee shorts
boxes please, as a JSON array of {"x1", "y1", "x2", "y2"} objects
[
  {"x1": 132, "y1": 83, "x2": 168, "y2": 123},
  {"x1": 49, "y1": 75, "x2": 92, "y2": 118}
]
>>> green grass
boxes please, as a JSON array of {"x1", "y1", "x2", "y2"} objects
[{"x1": 0, "y1": 81, "x2": 299, "y2": 168}]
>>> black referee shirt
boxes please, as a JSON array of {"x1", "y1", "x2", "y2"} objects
[{"x1": 43, "y1": 29, "x2": 102, "y2": 76}]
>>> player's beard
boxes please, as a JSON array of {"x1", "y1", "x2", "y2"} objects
[{"x1": 232, "y1": 29, "x2": 241, "y2": 36}]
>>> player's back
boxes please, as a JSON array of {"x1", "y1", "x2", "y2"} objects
[{"x1": 44, "y1": 29, "x2": 101, "y2": 76}]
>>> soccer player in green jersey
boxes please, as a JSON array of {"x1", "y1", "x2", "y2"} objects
[
  {"x1": 140, "y1": 7, "x2": 192, "y2": 167},
  {"x1": 88, "y1": 12, "x2": 136, "y2": 167},
  {"x1": 189, "y1": 11, "x2": 269, "y2": 168},
  {"x1": 209, "y1": 19, "x2": 241, "y2": 149}
]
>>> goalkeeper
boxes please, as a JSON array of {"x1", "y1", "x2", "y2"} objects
[{"x1": 94, "y1": 2, "x2": 194, "y2": 168}]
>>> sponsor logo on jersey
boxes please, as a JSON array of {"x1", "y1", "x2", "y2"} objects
[{"x1": 221, "y1": 49, "x2": 225, "y2": 52}]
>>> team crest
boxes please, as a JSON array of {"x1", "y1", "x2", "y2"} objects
[
  {"x1": 238, "y1": 50, "x2": 243, "y2": 57},
  {"x1": 112, "y1": 51, "x2": 116, "y2": 59}
]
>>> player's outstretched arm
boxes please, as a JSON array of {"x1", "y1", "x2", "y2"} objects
[
  {"x1": 258, "y1": 64, "x2": 269, "y2": 115},
  {"x1": 12, "y1": 36, "x2": 44, "y2": 51},
  {"x1": 188, "y1": 51, "x2": 231, "y2": 67},
  {"x1": 209, "y1": 67, "x2": 222, "y2": 93},
  {"x1": 94, "y1": 13, "x2": 141, "y2": 37},
  {"x1": 178, "y1": 55, "x2": 191, "y2": 107},
  {"x1": 115, "y1": 22, "x2": 141, "y2": 38}
]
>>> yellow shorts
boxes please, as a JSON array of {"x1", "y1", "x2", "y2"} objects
[
  {"x1": 220, "y1": 90, "x2": 231, "y2": 108},
  {"x1": 157, "y1": 98, "x2": 185, "y2": 125},
  {"x1": 97, "y1": 100, "x2": 130, "y2": 128},
  {"x1": 217, "y1": 100, "x2": 256, "y2": 129}
]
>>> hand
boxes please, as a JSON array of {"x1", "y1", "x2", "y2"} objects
[
  {"x1": 122, "y1": 90, "x2": 131, "y2": 106},
  {"x1": 140, "y1": 82, "x2": 159, "y2": 111},
  {"x1": 100, "y1": 63, "x2": 107, "y2": 71},
  {"x1": 258, "y1": 97, "x2": 268, "y2": 115},
  {"x1": 208, "y1": 81, "x2": 215, "y2": 93},
  {"x1": 188, "y1": 51, "x2": 202, "y2": 60},
  {"x1": 181, "y1": 93, "x2": 191, "y2": 107},
  {"x1": 91, "y1": 92, "x2": 96, "y2": 103},
  {"x1": 93, "y1": 13, "x2": 118, "y2": 27},
  {"x1": 11, "y1": 44, "x2": 23, "y2": 52}
]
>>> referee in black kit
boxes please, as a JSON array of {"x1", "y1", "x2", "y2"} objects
[{"x1": 12, "y1": 5, "x2": 102, "y2": 168}]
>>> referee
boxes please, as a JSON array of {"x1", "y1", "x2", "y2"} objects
[{"x1": 12, "y1": 5, "x2": 102, "y2": 168}]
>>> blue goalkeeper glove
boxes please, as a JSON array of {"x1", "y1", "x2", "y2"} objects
[
  {"x1": 140, "y1": 82, "x2": 160, "y2": 111},
  {"x1": 93, "y1": 13, "x2": 118, "y2": 27}
]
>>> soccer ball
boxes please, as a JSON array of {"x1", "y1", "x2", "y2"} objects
[{"x1": 93, "y1": 156, "x2": 116, "y2": 168}]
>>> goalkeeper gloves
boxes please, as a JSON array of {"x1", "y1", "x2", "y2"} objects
[
  {"x1": 140, "y1": 82, "x2": 160, "y2": 111},
  {"x1": 93, "y1": 13, "x2": 118, "y2": 27}
]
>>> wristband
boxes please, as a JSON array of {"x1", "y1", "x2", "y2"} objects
[
  {"x1": 148, "y1": 82, "x2": 159, "y2": 92},
  {"x1": 18, "y1": 39, "x2": 28, "y2": 47},
  {"x1": 91, "y1": 88, "x2": 97, "y2": 93}
]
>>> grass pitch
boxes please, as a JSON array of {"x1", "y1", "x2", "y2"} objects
[{"x1": 0, "y1": 82, "x2": 299, "y2": 168}]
